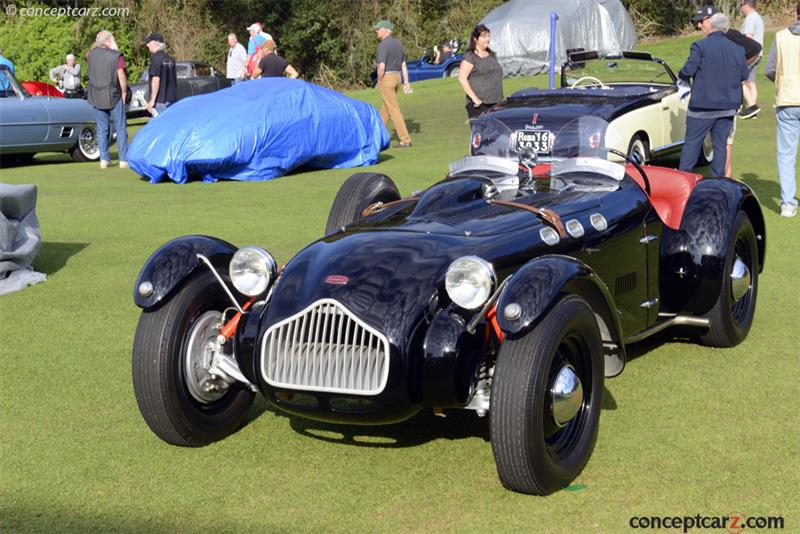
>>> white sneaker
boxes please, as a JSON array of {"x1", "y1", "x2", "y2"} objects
[
  {"x1": 119, "y1": 161, "x2": 129, "y2": 169},
  {"x1": 100, "y1": 159, "x2": 110, "y2": 169},
  {"x1": 780, "y1": 204, "x2": 797, "y2": 217}
]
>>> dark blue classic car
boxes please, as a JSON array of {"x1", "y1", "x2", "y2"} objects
[
  {"x1": 131, "y1": 118, "x2": 764, "y2": 495},
  {"x1": 478, "y1": 51, "x2": 712, "y2": 167},
  {"x1": 406, "y1": 45, "x2": 463, "y2": 82},
  {"x1": 371, "y1": 40, "x2": 463, "y2": 85}
]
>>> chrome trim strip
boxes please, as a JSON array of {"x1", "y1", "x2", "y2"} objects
[
  {"x1": 260, "y1": 298, "x2": 390, "y2": 395},
  {"x1": 196, "y1": 253, "x2": 244, "y2": 313},
  {"x1": 466, "y1": 276, "x2": 511, "y2": 334},
  {"x1": 651, "y1": 140, "x2": 684, "y2": 152},
  {"x1": 624, "y1": 315, "x2": 709, "y2": 344}
]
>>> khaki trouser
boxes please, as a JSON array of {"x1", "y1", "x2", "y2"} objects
[{"x1": 378, "y1": 72, "x2": 410, "y2": 144}]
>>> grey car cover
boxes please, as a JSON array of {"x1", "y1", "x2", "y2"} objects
[
  {"x1": 480, "y1": 0, "x2": 637, "y2": 76},
  {"x1": 0, "y1": 183, "x2": 46, "y2": 295}
]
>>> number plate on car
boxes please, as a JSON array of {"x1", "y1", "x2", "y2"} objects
[{"x1": 515, "y1": 130, "x2": 551, "y2": 154}]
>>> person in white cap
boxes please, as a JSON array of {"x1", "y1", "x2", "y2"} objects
[
  {"x1": 246, "y1": 22, "x2": 272, "y2": 78},
  {"x1": 50, "y1": 53, "x2": 83, "y2": 98}
]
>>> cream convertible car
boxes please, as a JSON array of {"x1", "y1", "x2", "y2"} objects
[{"x1": 476, "y1": 51, "x2": 710, "y2": 167}]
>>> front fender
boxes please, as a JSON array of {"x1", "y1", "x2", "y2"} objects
[
  {"x1": 496, "y1": 255, "x2": 626, "y2": 377},
  {"x1": 133, "y1": 235, "x2": 237, "y2": 309},
  {"x1": 659, "y1": 178, "x2": 765, "y2": 314}
]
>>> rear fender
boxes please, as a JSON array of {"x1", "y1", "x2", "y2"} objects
[
  {"x1": 496, "y1": 255, "x2": 625, "y2": 377},
  {"x1": 133, "y1": 235, "x2": 237, "y2": 309},
  {"x1": 659, "y1": 178, "x2": 765, "y2": 314}
]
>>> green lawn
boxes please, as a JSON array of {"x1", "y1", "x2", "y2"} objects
[{"x1": 1, "y1": 33, "x2": 798, "y2": 532}]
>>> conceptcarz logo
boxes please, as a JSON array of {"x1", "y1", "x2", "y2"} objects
[{"x1": 627, "y1": 512, "x2": 785, "y2": 532}]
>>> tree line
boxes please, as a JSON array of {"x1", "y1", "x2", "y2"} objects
[{"x1": 1, "y1": 0, "x2": 796, "y2": 88}]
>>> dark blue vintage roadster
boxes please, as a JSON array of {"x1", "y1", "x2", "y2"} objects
[{"x1": 132, "y1": 118, "x2": 765, "y2": 495}]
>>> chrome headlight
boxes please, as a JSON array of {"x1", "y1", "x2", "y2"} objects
[
  {"x1": 445, "y1": 256, "x2": 496, "y2": 310},
  {"x1": 229, "y1": 246, "x2": 277, "y2": 296}
]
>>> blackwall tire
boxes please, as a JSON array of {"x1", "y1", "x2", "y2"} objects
[
  {"x1": 447, "y1": 66, "x2": 460, "y2": 78},
  {"x1": 325, "y1": 172, "x2": 400, "y2": 234},
  {"x1": 698, "y1": 212, "x2": 759, "y2": 347},
  {"x1": 490, "y1": 295, "x2": 604, "y2": 495},
  {"x1": 132, "y1": 270, "x2": 254, "y2": 446},
  {"x1": 70, "y1": 125, "x2": 100, "y2": 162}
]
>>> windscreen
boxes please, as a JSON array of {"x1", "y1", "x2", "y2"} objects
[{"x1": 563, "y1": 57, "x2": 673, "y2": 86}]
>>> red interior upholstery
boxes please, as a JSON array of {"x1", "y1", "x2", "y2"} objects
[
  {"x1": 531, "y1": 162, "x2": 701, "y2": 230},
  {"x1": 626, "y1": 165, "x2": 702, "y2": 229}
]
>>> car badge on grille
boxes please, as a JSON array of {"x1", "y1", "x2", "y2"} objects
[
  {"x1": 325, "y1": 275, "x2": 349, "y2": 285},
  {"x1": 532, "y1": 113, "x2": 539, "y2": 125}
]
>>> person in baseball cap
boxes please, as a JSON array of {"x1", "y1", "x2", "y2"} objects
[
  {"x1": 373, "y1": 18, "x2": 412, "y2": 147},
  {"x1": 245, "y1": 22, "x2": 273, "y2": 76},
  {"x1": 144, "y1": 31, "x2": 177, "y2": 116},
  {"x1": 143, "y1": 32, "x2": 164, "y2": 45},
  {"x1": 372, "y1": 20, "x2": 394, "y2": 31},
  {"x1": 691, "y1": 4, "x2": 717, "y2": 23}
]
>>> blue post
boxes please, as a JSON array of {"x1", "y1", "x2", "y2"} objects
[{"x1": 549, "y1": 11, "x2": 559, "y2": 89}]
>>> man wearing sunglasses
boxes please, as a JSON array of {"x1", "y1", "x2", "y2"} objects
[{"x1": 226, "y1": 33, "x2": 247, "y2": 85}]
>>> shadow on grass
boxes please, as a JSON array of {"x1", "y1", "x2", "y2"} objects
[
  {"x1": 602, "y1": 386, "x2": 617, "y2": 411},
  {"x1": 623, "y1": 326, "x2": 701, "y2": 364},
  {"x1": 1, "y1": 153, "x2": 73, "y2": 167},
  {"x1": 254, "y1": 384, "x2": 622, "y2": 448},
  {"x1": 0, "y1": 502, "x2": 289, "y2": 533},
  {"x1": 740, "y1": 172, "x2": 781, "y2": 213},
  {"x1": 282, "y1": 407, "x2": 489, "y2": 448},
  {"x1": 34, "y1": 242, "x2": 89, "y2": 275}
]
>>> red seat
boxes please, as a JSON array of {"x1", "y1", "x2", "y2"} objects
[
  {"x1": 532, "y1": 162, "x2": 701, "y2": 230},
  {"x1": 626, "y1": 164, "x2": 702, "y2": 230}
]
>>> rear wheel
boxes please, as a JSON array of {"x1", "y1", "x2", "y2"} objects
[
  {"x1": 70, "y1": 125, "x2": 100, "y2": 162},
  {"x1": 698, "y1": 212, "x2": 758, "y2": 347},
  {"x1": 490, "y1": 295, "x2": 603, "y2": 495},
  {"x1": 446, "y1": 65, "x2": 460, "y2": 78},
  {"x1": 627, "y1": 134, "x2": 649, "y2": 165},
  {"x1": 132, "y1": 269, "x2": 254, "y2": 446},
  {"x1": 325, "y1": 172, "x2": 400, "y2": 234}
]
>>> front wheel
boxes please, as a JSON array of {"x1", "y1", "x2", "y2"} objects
[
  {"x1": 132, "y1": 269, "x2": 255, "y2": 446},
  {"x1": 490, "y1": 295, "x2": 604, "y2": 495},
  {"x1": 70, "y1": 125, "x2": 100, "y2": 162},
  {"x1": 325, "y1": 172, "x2": 400, "y2": 234},
  {"x1": 698, "y1": 212, "x2": 759, "y2": 347}
]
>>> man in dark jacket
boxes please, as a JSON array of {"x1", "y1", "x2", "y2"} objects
[
  {"x1": 678, "y1": 7, "x2": 749, "y2": 176},
  {"x1": 144, "y1": 33, "x2": 177, "y2": 116},
  {"x1": 87, "y1": 30, "x2": 128, "y2": 169}
]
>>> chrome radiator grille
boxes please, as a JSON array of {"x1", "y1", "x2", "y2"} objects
[{"x1": 260, "y1": 299, "x2": 390, "y2": 395}]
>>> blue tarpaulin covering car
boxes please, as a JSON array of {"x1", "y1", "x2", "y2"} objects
[{"x1": 127, "y1": 78, "x2": 389, "y2": 183}]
